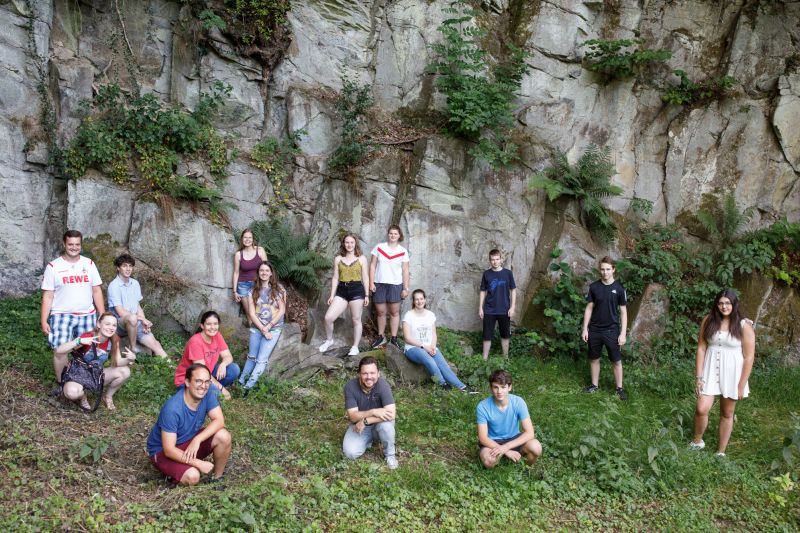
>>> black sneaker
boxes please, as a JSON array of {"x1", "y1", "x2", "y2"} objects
[
  {"x1": 389, "y1": 336, "x2": 403, "y2": 350},
  {"x1": 370, "y1": 336, "x2": 387, "y2": 349},
  {"x1": 582, "y1": 384, "x2": 599, "y2": 393},
  {"x1": 441, "y1": 383, "x2": 453, "y2": 390},
  {"x1": 615, "y1": 387, "x2": 628, "y2": 401},
  {"x1": 460, "y1": 386, "x2": 480, "y2": 395}
]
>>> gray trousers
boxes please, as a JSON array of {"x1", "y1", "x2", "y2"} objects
[{"x1": 342, "y1": 420, "x2": 396, "y2": 459}]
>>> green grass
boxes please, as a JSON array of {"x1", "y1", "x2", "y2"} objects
[{"x1": 0, "y1": 294, "x2": 798, "y2": 531}]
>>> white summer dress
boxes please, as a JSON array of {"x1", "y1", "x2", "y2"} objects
[{"x1": 700, "y1": 320, "x2": 750, "y2": 400}]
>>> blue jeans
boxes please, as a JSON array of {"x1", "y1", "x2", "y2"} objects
[
  {"x1": 212, "y1": 360, "x2": 240, "y2": 388},
  {"x1": 342, "y1": 421, "x2": 396, "y2": 459},
  {"x1": 236, "y1": 281, "x2": 254, "y2": 297},
  {"x1": 404, "y1": 347, "x2": 465, "y2": 389},
  {"x1": 239, "y1": 327, "x2": 282, "y2": 389}
]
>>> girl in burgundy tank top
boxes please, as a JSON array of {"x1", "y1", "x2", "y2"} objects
[{"x1": 232, "y1": 229, "x2": 268, "y2": 313}]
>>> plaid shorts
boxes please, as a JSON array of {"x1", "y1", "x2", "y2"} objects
[{"x1": 48, "y1": 313, "x2": 96, "y2": 348}]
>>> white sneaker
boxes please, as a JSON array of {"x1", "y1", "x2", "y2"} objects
[
  {"x1": 715, "y1": 452, "x2": 726, "y2": 457},
  {"x1": 319, "y1": 339, "x2": 334, "y2": 352},
  {"x1": 348, "y1": 345, "x2": 359, "y2": 356},
  {"x1": 386, "y1": 456, "x2": 399, "y2": 469},
  {"x1": 689, "y1": 440, "x2": 705, "y2": 450}
]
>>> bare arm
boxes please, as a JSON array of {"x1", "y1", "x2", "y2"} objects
[
  {"x1": 110, "y1": 334, "x2": 123, "y2": 367},
  {"x1": 695, "y1": 316, "x2": 709, "y2": 394},
  {"x1": 618, "y1": 305, "x2": 627, "y2": 346},
  {"x1": 346, "y1": 403, "x2": 396, "y2": 425},
  {"x1": 360, "y1": 256, "x2": 370, "y2": 305},
  {"x1": 477, "y1": 423, "x2": 497, "y2": 448},
  {"x1": 54, "y1": 335, "x2": 92, "y2": 356},
  {"x1": 92, "y1": 285, "x2": 105, "y2": 315},
  {"x1": 181, "y1": 405, "x2": 225, "y2": 464},
  {"x1": 508, "y1": 288, "x2": 517, "y2": 317},
  {"x1": 401, "y1": 262, "x2": 410, "y2": 299},
  {"x1": 41, "y1": 290, "x2": 54, "y2": 334},
  {"x1": 232, "y1": 251, "x2": 241, "y2": 301},
  {"x1": 581, "y1": 302, "x2": 594, "y2": 342},
  {"x1": 478, "y1": 290, "x2": 486, "y2": 319},
  {"x1": 739, "y1": 321, "x2": 755, "y2": 394},
  {"x1": 369, "y1": 255, "x2": 377, "y2": 292},
  {"x1": 258, "y1": 247, "x2": 268, "y2": 262}
]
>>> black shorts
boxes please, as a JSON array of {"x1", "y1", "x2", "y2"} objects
[
  {"x1": 335, "y1": 281, "x2": 366, "y2": 302},
  {"x1": 373, "y1": 283, "x2": 403, "y2": 304},
  {"x1": 483, "y1": 314, "x2": 511, "y2": 341},
  {"x1": 588, "y1": 328, "x2": 622, "y2": 362},
  {"x1": 479, "y1": 433, "x2": 523, "y2": 453}
]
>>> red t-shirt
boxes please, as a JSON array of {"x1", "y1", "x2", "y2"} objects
[{"x1": 174, "y1": 332, "x2": 229, "y2": 387}]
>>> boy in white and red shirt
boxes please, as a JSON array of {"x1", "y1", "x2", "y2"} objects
[{"x1": 41, "y1": 230, "x2": 105, "y2": 385}]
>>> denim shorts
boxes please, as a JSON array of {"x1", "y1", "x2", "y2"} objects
[
  {"x1": 115, "y1": 317, "x2": 150, "y2": 342},
  {"x1": 336, "y1": 281, "x2": 366, "y2": 302},
  {"x1": 236, "y1": 281, "x2": 254, "y2": 297}
]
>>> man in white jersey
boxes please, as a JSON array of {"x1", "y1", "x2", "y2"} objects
[{"x1": 41, "y1": 230, "x2": 105, "y2": 387}]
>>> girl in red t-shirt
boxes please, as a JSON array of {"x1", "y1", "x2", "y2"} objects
[{"x1": 174, "y1": 311, "x2": 240, "y2": 400}]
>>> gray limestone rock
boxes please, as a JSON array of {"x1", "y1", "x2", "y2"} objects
[{"x1": 383, "y1": 343, "x2": 433, "y2": 384}]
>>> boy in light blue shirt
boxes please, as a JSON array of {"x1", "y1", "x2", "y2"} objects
[{"x1": 476, "y1": 369, "x2": 542, "y2": 468}]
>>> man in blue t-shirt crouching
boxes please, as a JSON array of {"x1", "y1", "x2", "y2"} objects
[
  {"x1": 146, "y1": 363, "x2": 232, "y2": 485},
  {"x1": 476, "y1": 369, "x2": 542, "y2": 468}
]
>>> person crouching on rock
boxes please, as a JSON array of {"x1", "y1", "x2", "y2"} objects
[
  {"x1": 147, "y1": 363, "x2": 231, "y2": 485},
  {"x1": 239, "y1": 261, "x2": 286, "y2": 394},
  {"x1": 174, "y1": 311, "x2": 240, "y2": 400},
  {"x1": 54, "y1": 311, "x2": 134, "y2": 411}
]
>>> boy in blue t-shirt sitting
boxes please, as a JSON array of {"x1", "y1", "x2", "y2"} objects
[
  {"x1": 479, "y1": 249, "x2": 517, "y2": 360},
  {"x1": 476, "y1": 370, "x2": 542, "y2": 468}
]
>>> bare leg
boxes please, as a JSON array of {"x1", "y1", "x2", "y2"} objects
[
  {"x1": 387, "y1": 302, "x2": 401, "y2": 337},
  {"x1": 139, "y1": 334, "x2": 168, "y2": 358},
  {"x1": 718, "y1": 397, "x2": 737, "y2": 453},
  {"x1": 589, "y1": 359, "x2": 601, "y2": 387},
  {"x1": 375, "y1": 303, "x2": 388, "y2": 337},
  {"x1": 612, "y1": 361, "x2": 623, "y2": 388},
  {"x1": 211, "y1": 428, "x2": 232, "y2": 479},
  {"x1": 480, "y1": 447, "x2": 500, "y2": 469},
  {"x1": 500, "y1": 338, "x2": 510, "y2": 357},
  {"x1": 522, "y1": 439, "x2": 543, "y2": 465},
  {"x1": 102, "y1": 366, "x2": 131, "y2": 409},
  {"x1": 54, "y1": 351, "x2": 68, "y2": 383},
  {"x1": 692, "y1": 394, "x2": 715, "y2": 444},
  {"x1": 63, "y1": 382, "x2": 90, "y2": 410},
  {"x1": 349, "y1": 299, "x2": 364, "y2": 347},
  {"x1": 123, "y1": 314, "x2": 139, "y2": 352},
  {"x1": 324, "y1": 297, "x2": 349, "y2": 341},
  {"x1": 179, "y1": 467, "x2": 202, "y2": 486},
  {"x1": 482, "y1": 341, "x2": 491, "y2": 360}
]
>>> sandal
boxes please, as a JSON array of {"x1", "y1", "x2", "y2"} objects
[
  {"x1": 78, "y1": 396, "x2": 91, "y2": 411},
  {"x1": 102, "y1": 395, "x2": 116, "y2": 411}
]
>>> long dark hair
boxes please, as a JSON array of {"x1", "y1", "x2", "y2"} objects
[
  {"x1": 196, "y1": 311, "x2": 220, "y2": 333},
  {"x1": 251, "y1": 261, "x2": 285, "y2": 307},
  {"x1": 701, "y1": 289, "x2": 743, "y2": 341}
]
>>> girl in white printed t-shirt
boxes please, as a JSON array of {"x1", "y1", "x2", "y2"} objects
[{"x1": 369, "y1": 225, "x2": 410, "y2": 349}]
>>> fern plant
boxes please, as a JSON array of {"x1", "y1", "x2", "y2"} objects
[
  {"x1": 247, "y1": 220, "x2": 329, "y2": 293},
  {"x1": 530, "y1": 146, "x2": 623, "y2": 242},
  {"x1": 696, "y1": 192, "x2": 755, "y2": 246}
]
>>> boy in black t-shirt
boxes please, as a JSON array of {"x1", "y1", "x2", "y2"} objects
[
  {"x1": 581, "y1": 256, "x2": 628, "y2": 400},
  {"x1": 479, "y1": 249, "x2": 517, "y2": 360}
]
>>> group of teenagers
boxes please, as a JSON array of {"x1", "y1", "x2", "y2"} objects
[{"x1": 40, "y1": 227, "x2": 755, "y2": 484}]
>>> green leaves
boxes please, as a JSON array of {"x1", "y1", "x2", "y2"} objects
[
  {"x1": 251, "y1": 129, "x2": 306, "y2": 215},
  {"x1": 77, "y1": 436, "x2": 109, "y2": 464},
  {"x1": 329, "y1": 76, "x2": 373, "y2": 176},
  {"x1": 662, "y1": 69, "x2": 738, "y2": 106},
  {"x1": 581, "y1": 38, "x2": 672, "y2": 81}
]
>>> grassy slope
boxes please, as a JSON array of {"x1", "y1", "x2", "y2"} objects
[{"x1": 0, "y1": 295, "x2": 798, "y2": 532}]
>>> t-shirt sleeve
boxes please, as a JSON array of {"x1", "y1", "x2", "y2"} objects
[
  {"x1": 479, "y1": 272, "x2": 488, "y2": 292},
  {"x1": 344, "y1": 382, "x2": 357, "y2": 410},
  {"x1": 514, "y1": 396, "x2": 530, "y2": 422},
  {"x1": 508, "y1": 270, "x2": 517, "y2": 289},
  {"x1": 401, "y1": 310, "x2": 411, "y2": 324},
  {"x1": 370, "y1": 245, "x2": 379, "y2": 257},
  {"x1": 378, "y1": 379, "x2": 394, "y2": 406},
  {"x1": 41, "y1": 263, "x2": 55, "y2": 291},
  {"x1": 158, "y1": 405, "x2": 181, "y2": 434},
  {"x1": 205, "y1": 387, "x2": 221, "y2": 411},
  {"x1": 476, "y1": 401, "x2": 488, "y2": 425},
  {"x1": 107, "y1": 281, "x2": 121, "y2": 308},
  {"x1": 185, "y1": 336, "x2": 205, "y2": 362},
  {"x1": 618, "y1": 285, "x2": 628, "y2": 306},
  {"x1": 215, "y1": 333, "x2": 229, "y2": 353},
  {"x1": 402, "y1": 247, "x2": 410, "y2": 262},
  {"x1": 89, "y1": 261, "x2": 103, "y2": 286},
  {"x1": 585, "y1": 284, "x2": 595, "y2": 303}
]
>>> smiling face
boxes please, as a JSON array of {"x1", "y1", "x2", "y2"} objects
[
  {"x1": 200, "y1": 315, "x2": 220, "y2": 338},
  {"x1": 599, "y1": 262, "x2": 615, "y2": 282},
  {"x1": 187, "y1": 367, "x2": 212, "y2": 402},
  {"x1": 490, "y1": 382, "x2": 512, "y2": 404},
  {"x1": 117, "y1": 262, "x2": 134, "y2": 280},
  {"x1": 64, "y1": 237, "x2": 82, "y2": 259},
  {"x1": 717, "y1": 296, "x2": 733, "y2": 317},
  {"x1": 96, "y1": 315, "x2": 118, "y2": 339},
  {"x1": 412, "y1": 291, "x2": 426, "y2": 309},
  {"x1": 387, "y1": 229, "x2": 401, "y2": 244},
  {"x1": 258, "y1": 263, "x2": 272, "y2": 281},
  {"x1": 241, "y1": 231, "x2": 254, "y2": 248},
  {"x1": 343, "y1": 236, "x2": 356, "y2": 253},
  {"x1": 358, "y1": 363, "x2": 379, "y2": 391}
]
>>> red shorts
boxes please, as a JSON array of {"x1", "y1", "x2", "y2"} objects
[{"x1": 149, "y1": 434, "x2": 215, "y2": 483}]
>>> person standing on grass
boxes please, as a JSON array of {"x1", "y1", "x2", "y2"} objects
[
  {"x1": 175, "y1": 311, "x2": 241, "y2": 400},
  {"x1": 479, "y1": 249, "x2": 516, "y2": 360},
  {"x1": 581, "y1": 256, "x2": 628, "y2": 401},
  {"x1": 320, "y1": 233, "x2": 370, "y2": 356},
  {"x1": 239, "y1": 262, "x2": 286, "y2": 394},
  {"x1": 342, "y1": 356, "x2": 398, "y2": 469},
  {"x1": 107, "y1": 253, "x2": 167, "y2": 358},
  {"x1": 147, "y1": 363, "x2": 232, "y2": 485},
  {"x1": 477, "y1": 370, "x2": 542, "y2": 468},
  {"x1": 232, "y1": 229, "x2": 268, "y2": 315},
  {"x1": 690, "y1": 289, "x2": 755, "y2": 457},
  {"x1": 41, "y1": 230, "x2": 105, "y2": 390},
  {"x1": 402, "y1": 289, "x2": 476, "y2": 393},
  {"x1": 369, "y1": 225, "x2": 410, "y2": 350}
]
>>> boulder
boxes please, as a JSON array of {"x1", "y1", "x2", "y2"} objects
[
  {"x1": 774, "y1": 74, "x2": 800, "y2": 173},
  {"x1": 628, "y1": 284, "x2": 669, "y2": 350},
  {"x1": 268, "y1": 322, "x2": 358, "y2": 379},
  {"x1": 383, "y1": 343, "x2": 432, "y2": 384}
]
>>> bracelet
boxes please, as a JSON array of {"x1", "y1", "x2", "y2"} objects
[
  {"x1": 74, "y1": 337, "x2": 81, "y2": 347},
  {"x1": 363, "y1": 418, "x2": 371, "y2": 426}
]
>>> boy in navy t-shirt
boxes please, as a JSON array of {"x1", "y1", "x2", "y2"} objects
[
  {"x1": 479, "y1": 249, "x2": 517, "y2": 360},
  {"x1": 581, "y1": 256, "x2": 628, "y2": 400}
]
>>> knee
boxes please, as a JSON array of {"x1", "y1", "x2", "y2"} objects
[
  {"x1": 343, "y1": 447, "x2": 364, "y2": 460},
  {"x1": 695, "y1": 403, "x2": 711, "y2": 417},
  {"x1": 480, "y1": 451, "x2": 497, "y2": 469},
  {"x1": 526, "y1": 439, "x2": 543, "y2": 458},
  {"x1": 214, "y1": 428, "x2": 232, "y2": 449},
  {"x1": 124, "y1": 314, "x2": 138, "y2": 326},
  {"x1": 180, "y1": 468, "x2": 201, "y2": 485},
  {"x1": 118, "y1": 366, "x2": 131, "y2": 381},
  {"x1": 63, "y1": 382, "x2": 83, "y2": 400}
]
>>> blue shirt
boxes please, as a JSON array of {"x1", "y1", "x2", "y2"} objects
[
  {"x1": 480, "y1": 268, "x2": 516, "y2": 315},
  {"x1": 107, "y1": 276, "x2": 143, "y2": 314},
  {"x1": 146, "y1": 387, "x2": 220, "y2": 456},
  {"x1": 476, "y1": 394, "x2": 530, "y2": 441}
]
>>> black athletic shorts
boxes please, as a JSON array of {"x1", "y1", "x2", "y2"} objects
[
  {"x1": 335, "y1": 281, "x2": 366, "y2": 302},
  {"x1": 479, "y1": 433, "x2": 523, "y2": 453},
  {"x1": 483, "y1": 314, "x2": 511, "y2": 341},
  {"x1": 587, "y1": 327, "x2": 622, "y2": 362}
]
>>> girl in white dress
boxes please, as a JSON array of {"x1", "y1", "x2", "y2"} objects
[{"x1": 690, "y1": 289, "x2": 755, "y2": 456}]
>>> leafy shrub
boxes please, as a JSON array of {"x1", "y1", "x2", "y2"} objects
[
  {"x1": 662, "y1": 69, "x2": 737, "y2": 106},
  {"x1": 251, "y1": 129, "x2": 306, "y2": 215},
  {"x1": 64, "y1": 82, "x2": 235, "y2": 216},
  {"x1": 248, "y1": 219, "x2": 329, "y2": 293},
  {"x1": 696, "y1": 192, "x2": 755, "y2": 246},
  {"x1": 530, "y1": 145, "x2": 623, "y2": 242},
  {"x1": 427, "y1": 0, "x2": 528, "y2": 169},
  {"x1": 329, "y1": 76, "x2": 373, "y2": 176},
  {"x1": 581, "y1": 38, "x2": 671, "y2": 80}
]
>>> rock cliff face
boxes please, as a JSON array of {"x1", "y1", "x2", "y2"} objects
[{"x1": 1, "y1": 1, "x2": 798, "y2": 344}]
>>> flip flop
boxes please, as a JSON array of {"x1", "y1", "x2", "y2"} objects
[
  {"x1": 102, "y1": 395, "x2": 116, "y2": 411},
  {"x1": 79, "y1": 396, "x2": 91, "y2": 411}
]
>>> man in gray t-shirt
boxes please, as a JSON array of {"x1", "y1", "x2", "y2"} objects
[{"x1": 342, "y1": 356, "x2": 398, "y2": 469}]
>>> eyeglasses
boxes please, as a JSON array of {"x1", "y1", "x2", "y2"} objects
[{"x1": 193, "y1": 379, "x2": 212, "y2": 387}]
